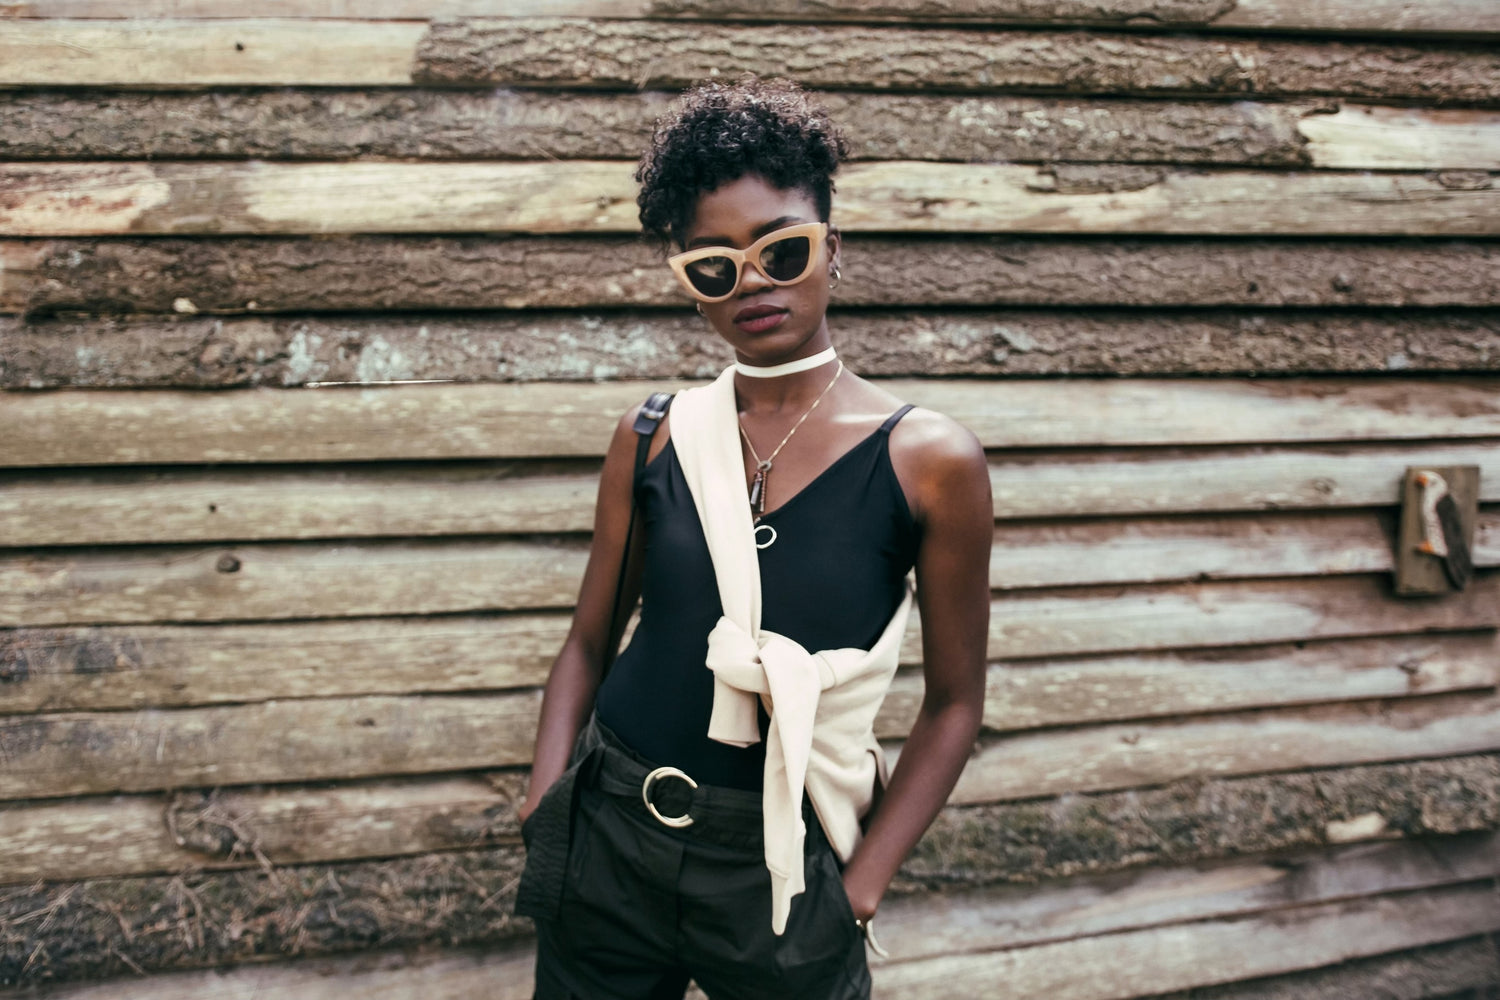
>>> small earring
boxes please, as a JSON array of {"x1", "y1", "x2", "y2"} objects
[{"x1": 829, "y1": 265, "x2": 842, "y2": 290}]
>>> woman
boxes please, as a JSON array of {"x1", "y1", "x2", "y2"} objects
[{"x1": 516, "y1": 77, "x2": 992, "y2": 1000}]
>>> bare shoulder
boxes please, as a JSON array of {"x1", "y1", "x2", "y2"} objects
[{"x1": 886, "y1": 407, "x2": 989, "y2": 523}]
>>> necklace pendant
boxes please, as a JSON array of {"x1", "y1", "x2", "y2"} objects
[{"x1": 748, "y1": 465, "x2": 768, "y2": 516}]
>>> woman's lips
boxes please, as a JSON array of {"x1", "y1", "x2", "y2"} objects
[{"x1": 733, "y1": 306, "x2": 788, "y2": 334}]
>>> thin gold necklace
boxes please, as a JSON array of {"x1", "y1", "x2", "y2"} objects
[{"x1": 737, "y1": 360, "x2": 844, "y2": 518}]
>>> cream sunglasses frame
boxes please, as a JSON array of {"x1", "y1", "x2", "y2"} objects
[{"x1": 667, "y1": 222, "x2": 829, "y2": 303}]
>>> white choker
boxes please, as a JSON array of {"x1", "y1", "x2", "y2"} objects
[{"x1": 734, "y1": 347, "x2": 839, "y2": 379}]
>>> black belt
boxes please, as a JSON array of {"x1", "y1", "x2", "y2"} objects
[{"x1": 515, "y1": 715, "x2": 775, "y2": 921}]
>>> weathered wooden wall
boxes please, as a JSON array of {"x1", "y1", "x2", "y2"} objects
[{"x1": 1, "y1": 2, "x2": 1498, "y2": 997}]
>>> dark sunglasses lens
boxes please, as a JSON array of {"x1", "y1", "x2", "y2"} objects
[
  {"x1": 761, "y1": 236, "x2": 812, "y2": 282},
  {"x1": 685, "y1": 255, "x2": 738, "y2": 297}
]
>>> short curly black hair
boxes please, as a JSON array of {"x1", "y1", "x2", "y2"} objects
[{"x1": 635, "y1": 76, "x2": 849, "y2": 249}]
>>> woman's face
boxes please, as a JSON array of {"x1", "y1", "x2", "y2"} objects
[{"x1": 679, "y1": 173, "x2": 840, "y2": 365}]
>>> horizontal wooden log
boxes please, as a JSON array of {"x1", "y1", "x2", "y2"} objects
[
  {"x1": 4, "y1": 19, "x2": 1498, "y2": 97},
  {"x1": 0, "y1": 773, "x2": 526, "y2": 885},
  {"x1": 0, "y1": 614, "x2": 569, "y2": 712},
  {"x1": 874, "y1": 882, "x2": 1500, "y2": 999},
  {"x1": 4, "y1": 91, "x2": 1497, "y2": 171},
  {"x1": 6, "y1": 161, "x2": 1499, "y2": 237},
  {"x1": 991, "y1": 441, "x2": 1500, "y2": 520},
  {"x1": 882, "y1": 833, "x2": 1500, "y2": 963},
  {"x1": 0, "y1": 538, "x2": 590, "y2": 626},
  {"x1": 7, "y1": 309, "x2": 1500, "y2": 388},
  {"x1": 990, "y1": 509, "x2": 1500, "y2": 589},
  {"x1": 6, "y1": 377, "x2": 1500, "y2": 468},
  {"x1": 4, "y1": 659, "x2": 1499, "y2": 802},
  {"x1": 6, "y1": 238, "x2": 1500, "y2": 317},
  {"x1": 7, "y1": 573, "x2": 1494, "y2": 697},
  {"x1": 415, "y1": 20, "x2": 1500, "y2": 103},
  {"x1": 0, "y1": 691, "x2": 541, "y2": 800},
  {"x1": 3, "y1": 841, "x2": 1496, "y2": 993},
  {"x1": 5, "y1": 441, "x2": 1498, "y2": 547},
  {"x1": 944, "y1": 688, "x2": 1500, "y2": 805},
  {"x1": 881, "y1": 631, "x2": 1500, "y2": 737},
  {"x1": 5, "y1": 744, "x2": 1498, "y2": 894},
  {"x1": 0, "y1": 19, "x2": 426, "y2": 86},
  {"x1": 1135, "y1": 935, "x2": 1500, "y2": 1000},
  {"x1": 4, "y1": 0, "x2": 1497, "y2": 36},
  {"x1": 906, "y1": 753, "x2": 1500, "y2": 889},
  {"x1": 983, "y1": 573, "x2": 1500, "y2": 660},
  {"x1": 7, "y1": 558, "x2": 1494, "y2": 716},
  {"x1": 23, "y1": 934, "x2": 1500, "y2": 1000},
  {"x1": 20, "y1": 943, "x2": 539, "y2": 1000},
  {"x1": 7, "y1": 509, "x2": 1498, "y2": 626},
  {"x1": 0, "y1": 845, "x2": 534, "y2": 989}
]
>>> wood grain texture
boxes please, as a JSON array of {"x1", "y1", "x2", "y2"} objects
[
  {"x1": 945, "y1": 688, "x2": 1500, "y2": 804},
  {"x1": 414, "y1": 20, "x2": 1500, "y2": 103},
  {"x1": 0, "y1": 844, "x2": 534, "y2": 989},
  {"x1": 6, "y1": 310, "x2": 1500, "y2": 387},
  {"x1": 0, "y1": 537, "x2": 590, "y2": 626},
  {"x1": 5, "y1": 445, "x2": 1497, "y2": 547},
  {"x1": 0, "y1": 774, "x2": 526, "y2": 885},
  {"x1": 1133, "y1": 936, "x2": 1500, "y2": 1000},
  {"x1": 4, "y1": 19, "x2": 1496, "y2": 96},
  {"x1": 6, "y1": 237, "x2": 1500, "y2": 317},
  {"x1": 3, "y1": 665, "x2": 1497, "y2": 802},
  {"x1": 7, "y1": 576, "x2": 1493, "y2": 716},
  {"x1": 873, "y1": 882, "x2": 1500, "y2": 999},
  {"x1": 2, "y1": 842, "x2": 1495, "y2": 992},
  {"x1": 5, "y1": 378, "x2": 1500, "y2": 467},
  {"x1": 20, "y1": 935, "x2": 1499, "y2": 1000},
  {"x1": 0, "y1": 691, "x2": 542, "y2": 800},
  {"x1": 0, "y1": 615, "x2": 569, "y2": 712},
  {"x1": 5, "y1": 161, "x2": 1497, "y2": 237},
  {"x1": 18, "y1": 508, "x2": 1492, "y2": 628},
  {"x1": 0, "y1": 19, "x2": 425, "y2": 86},
  {"x1": 4, "y1": 0, "x2": 1498, "y2": 35},
  {"x1": 4, "y1": 749, "x2": 1496, "y2": 891},
  {"x1": 5, "y1": 90, "x2": 1496, "y2": 169},
  {"x1": 881, "y1": 632, "x2": 1500, "y2": 736},
  {"x1": 976, "y1": 573, "x2": 1500, "y2": 660}
]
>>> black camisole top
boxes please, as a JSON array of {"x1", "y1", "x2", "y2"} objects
[{"x1": 594, "y1": 404, "x2": 920, "y2": 790}]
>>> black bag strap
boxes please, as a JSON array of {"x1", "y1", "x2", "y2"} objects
[{"x1": 603, "y1": 392, "x2": 673, "y2": 675}]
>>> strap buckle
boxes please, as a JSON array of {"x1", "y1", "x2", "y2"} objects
[{"x1": 641, "y1": 765, "x2": 698, "y2": 828}]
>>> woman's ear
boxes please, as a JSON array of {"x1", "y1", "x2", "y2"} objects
[{"x1": 827, "y1": 225, "x2": 842, "y2": 276}]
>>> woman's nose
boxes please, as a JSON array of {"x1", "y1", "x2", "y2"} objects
[{"x1": 737, "y1": 259, "x2": 774, "y2": 295}]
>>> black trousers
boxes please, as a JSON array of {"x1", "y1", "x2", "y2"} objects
[{"x1": 518, "y1": 717, "x2": 871, "y2": 1000}]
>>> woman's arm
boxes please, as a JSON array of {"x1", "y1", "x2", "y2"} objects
[
  {"x1": 840, "y1": 412, "x2": 993, "y2": 920},
  {"x1": 518, "y1": 405, "x2": 654, "y2": 822}
]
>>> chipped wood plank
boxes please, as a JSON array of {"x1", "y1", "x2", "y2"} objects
[
  {"x1": 0, "y1": 538, "x2": 589, "y2": 627},
  {"x1": 0, "y1": 19, "x2": 424, "y2": 86},
  {"x1": 3, "y1": 442, "x2": 1498, "y2": 547},
  {"x1": 5, "y1": 237, "x2": 1499, "y2": 317},
  {"x1": 6, "y1": 91, "x2": 1497, "y2": 170},
  {"x1": 0, "y1": 691, "x2": 542, "y2": 800},
  {"x1": 6, "y1": 310, "x2": 1500, "y2": 387},
  {"x1": 945, "y1": 689, "x2": 1500, "y2": 805},
  {"x1": 874, "y1": 881, "x2": 1500, "y2": 999},
  {"x1": 5, "y1": 378, "x2": 1499, "y2": 468},
  {"x1": 879, "y1": 631, "x2": 1500, "y2": 736},
  {"x1": 4, "y1": 161, "x2": 1497, "y2": 237},
  {"x1": 4, "y1": 0, "x2": 1498, "y2": 36}
]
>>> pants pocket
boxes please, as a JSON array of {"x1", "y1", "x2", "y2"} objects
[{"x1": 772, "y1": 844, "x2": 864, "y2": 991}]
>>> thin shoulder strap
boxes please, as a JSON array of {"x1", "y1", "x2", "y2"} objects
[
  {"x1": 879, "y1": 403, "x2": 917, "y2": 434},
  {"x1": 604, "y1": 392, "x2": 674, "y2": 676}
]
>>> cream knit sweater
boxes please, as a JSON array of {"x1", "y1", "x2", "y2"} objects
[{"x1": 669, "y1": 365, "x2": 914, "y2": 935}]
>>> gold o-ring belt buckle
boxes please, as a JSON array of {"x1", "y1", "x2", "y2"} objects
[{"x1": 641, "y1": 765, "x2": 698, "y2": 828}]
